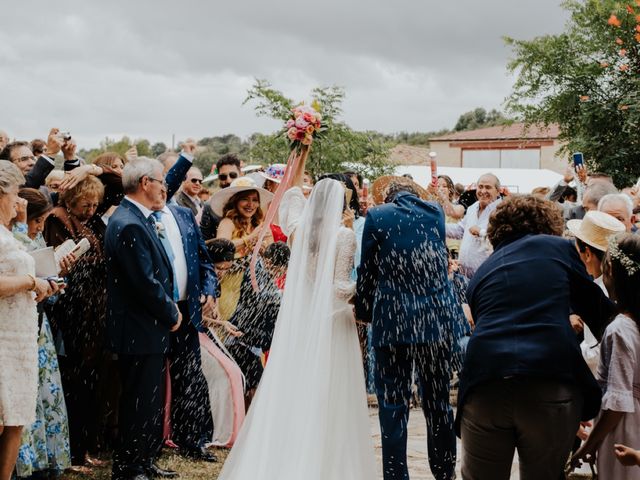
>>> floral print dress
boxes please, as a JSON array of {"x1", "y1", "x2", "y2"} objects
[{"x1": 12, "y1": 226, "x2": 71, "y2": 477}]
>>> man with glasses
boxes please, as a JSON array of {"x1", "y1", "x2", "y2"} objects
[
  {"x1": 0, "y1": 129, "x2": 83, "y2": 191},
  {"x1": 200, "y1": 154, "x2": 244, "y2": 241},
  {"x1": 176, "y1": 167, "x2": 205, "y2": 223}
]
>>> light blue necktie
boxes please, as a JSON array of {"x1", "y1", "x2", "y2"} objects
[{"x1": 150, "y1": 211, "x2": 180, "y2": 302}]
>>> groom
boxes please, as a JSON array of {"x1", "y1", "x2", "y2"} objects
[{"x1": 356, "y1": 176, "x2": 463, "y2": 480}]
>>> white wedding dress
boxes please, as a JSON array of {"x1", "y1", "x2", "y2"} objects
[{"x1": 218, "y1": 179, "x2": 377, "y2": 479}]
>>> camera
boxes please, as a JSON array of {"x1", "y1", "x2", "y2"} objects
[{"x1": 58, "y1": 131, "x2": 72, "y2": 142}]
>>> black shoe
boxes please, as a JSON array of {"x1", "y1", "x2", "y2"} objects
[
  {"x1": 147, "y1": 463, "x2": 179, "y2": 478},
  {"x1": 179, "y1": 446, "x2": 218, "y2": 463}
]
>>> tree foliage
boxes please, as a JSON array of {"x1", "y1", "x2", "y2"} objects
[
  {"x1": 454, "y1": 107, "x2": 511, "y2": 131},
  {"x1": 506, "y1": 0, "x2": 640, "y2": 186},
  {"x1": 243, "y1": 79, "x2": 393, "y2": 178}
]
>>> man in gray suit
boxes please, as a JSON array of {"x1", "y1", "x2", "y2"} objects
[{"x1": 175, "y1": 166, "x2": 204, "y2": 223}]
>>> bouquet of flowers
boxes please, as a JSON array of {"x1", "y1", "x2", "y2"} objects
[{"x1": 284, "y1": 102, "x2": 326, "y2": 149}]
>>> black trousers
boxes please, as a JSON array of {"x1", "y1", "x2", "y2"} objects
[
  {"x1": 169, "y1": 302, "x2": 213, "y2": 449},
  {"x1": 111, "y1": 354, "x2": 165, "y2": 479},
  {"x1": 58, "y1": 353, "x2": 101, "y2": 464}
]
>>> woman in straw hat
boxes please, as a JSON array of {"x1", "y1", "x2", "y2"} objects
[
  {"x1": 211, "y1": 177, "x2": 274, "y2": 259},
  {"x1": 209, "y1": 178, "x2": 274, "y2": 326}
]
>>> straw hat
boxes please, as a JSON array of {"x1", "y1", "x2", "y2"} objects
[
  {"x1": 209, "y1": 177, "x2": 274, "y2": 217},
  {"x1": 371, "y1": 175, "x2": 437, "y2": 205},
  {"x1": 567, "y1": 210, "x2": 626, "y2": 251}
]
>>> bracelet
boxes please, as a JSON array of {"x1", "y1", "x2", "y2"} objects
[{"x1": 26, "y1": 274, "x2": 36, "y2": 292}]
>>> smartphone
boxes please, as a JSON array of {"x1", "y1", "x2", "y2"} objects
[
  {"x1": 70, "y1": 238, "x2": 91, "y2": 258},
  {"x1": 572, "y1": 152, "x2": 584, "y2": 169}
]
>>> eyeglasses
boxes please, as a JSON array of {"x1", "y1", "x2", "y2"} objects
[
  {"x1": 144, "y1": 176, "x2": 168, "y2": 189},
  {"x1": 14, "y1": 155, "x2": 36, "y2": 164},
  {"x1": 190, "y1": 178, "x2": 203, "y2": 184},
  {"x1": 218, "y1": 172, "x2": 239, "y2": 182}
]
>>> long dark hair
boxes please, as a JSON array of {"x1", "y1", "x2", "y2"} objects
[{"x1": 316, "y1": 173, "x2": 360, "y2": 217}]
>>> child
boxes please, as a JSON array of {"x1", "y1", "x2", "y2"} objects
[{"x1": 571, "y1": 233, "x2": 640, "y2": 478}]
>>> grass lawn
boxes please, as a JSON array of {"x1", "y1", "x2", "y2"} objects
[{"x1": 60, "y1": 448, "x2": 230, "y2": 480}]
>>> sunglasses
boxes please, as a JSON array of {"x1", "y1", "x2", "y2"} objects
[
  {"x1": 218, "y1": 172, "x2": 239, "y2": 182},
  {"x1": 190, "y1": 178, "x2": 203, "y2": 184}
]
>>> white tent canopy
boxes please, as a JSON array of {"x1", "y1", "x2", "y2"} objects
[{"x1": 393, "y1": 166, "x2": 563, "y2": 194}]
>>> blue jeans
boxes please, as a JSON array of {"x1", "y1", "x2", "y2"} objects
[{"x1": 375, "y1": 343, "x2": 456, "y2": 480}]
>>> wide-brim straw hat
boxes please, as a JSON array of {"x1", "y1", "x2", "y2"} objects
[
  {"x1": 566, "y1": 210, "x2": 626, "y2": 251},
  {"x1": 209, "y1": 177, "x2": 274, "y2": 217},
  {"x1": 371, "y1": 175, "x2": 437, "y2": 205}
]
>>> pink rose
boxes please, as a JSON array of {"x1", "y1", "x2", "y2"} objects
[
  {"x1": 287, "y1": 127, "x2": 298, "y2": 141},
  {"x1": 285, "y1": 119, "x2": 295, "y2": 129},
  {"x1": 302, "y1": 134, "x2": 313, "y2": 146},
  {"x1": 303, "y1": 112, "x2": 314, "y2": 123},
  {"x1": 295, "y1": 117, "x2": 309, "y2": 129},
  {"x1": 306, "y1": 124, "x2": 315, "y2": 135}
]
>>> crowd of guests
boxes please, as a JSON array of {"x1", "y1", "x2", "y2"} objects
[{"x1": 0, "y1": 126, "x2": 639, "y2": 480}]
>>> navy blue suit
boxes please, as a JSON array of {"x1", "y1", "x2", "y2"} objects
[
  {"x1": 164, "y1": 204, "x2": 218, "y2": 450},
  {"x1": 105, "y1": 198, "x2": 180, "y2": 478},
  {"x1": 458, "y1": 234, "x2": 616, "y2": 431},
  {"x1": 356, "y1": 191, "x2": 463, "y2": 480}
]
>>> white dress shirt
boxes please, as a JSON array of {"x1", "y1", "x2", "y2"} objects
[
  {"x1": 446, "y1": 199, "x2": 501, "y2": 277},
  {"x1": 125, "y1": 196, "x2": 189, "y2": 301}
]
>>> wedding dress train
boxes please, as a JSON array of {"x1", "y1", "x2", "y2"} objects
[{"x1": 218, "y1": 179, "x2": 377, "y2": 479}]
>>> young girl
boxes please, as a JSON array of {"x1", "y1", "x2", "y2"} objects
[{"x1": 572, "y1": 233, "x2": 640, "y2": 478}]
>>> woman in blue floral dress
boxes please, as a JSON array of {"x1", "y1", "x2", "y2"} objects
[{"x1": 11, "y1": 188, "x2": 72, "y2": 477}]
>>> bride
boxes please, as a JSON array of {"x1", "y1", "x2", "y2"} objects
[{"x1": 217, "y1": 177, "x2": 377, "y2": 479}]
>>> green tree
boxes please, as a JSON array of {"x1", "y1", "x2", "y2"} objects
[
  {"x1": 505, "y1": 0, "x2": 640, "y2": 186},
  {"x1": 243, "y1": 79, "x2": 393, "y2": 178},
  {"x1": 151, "y1": 142, "x2": 167, "y2": 157},
  {"x1": 454, "y1": 107, "x2": 510, "y2": 131}
]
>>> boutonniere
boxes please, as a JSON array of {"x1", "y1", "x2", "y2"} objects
[{"x1": 155, "y1": 221, "x2": 166, "y2": 239}]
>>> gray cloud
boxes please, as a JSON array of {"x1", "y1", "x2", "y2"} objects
[{"x1": 0, "y1": 0, "x2": 569, "y2": 148}]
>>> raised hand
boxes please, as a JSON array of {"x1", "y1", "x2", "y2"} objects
[
  {"x1": 46, "y1": 128, "x2": 63, "y2": 157},
  {"x1": 61, "y1": 138, "x2": 77, "y2": 160},
  {"x1": 182, "y1": 138, "x2": 197, "y2": 155}
]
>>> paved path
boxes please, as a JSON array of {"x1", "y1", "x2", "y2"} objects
[{"x1": 368, "y1": 407, "x2": 521, "y2": 479}]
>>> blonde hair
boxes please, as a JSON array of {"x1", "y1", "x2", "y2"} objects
[
  {"x1": 0, "y1": 161, "x2": 25, "y2": 195},
  {"x1": 45, "y1": 169, "x2": 65, "y2": 187},
  {"x1": 60, "y1": 176, "x2": 105, "y2": 209}
]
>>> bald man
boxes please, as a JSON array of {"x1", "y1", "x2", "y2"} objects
[{"x1": 446, "y1": 173, "x2": 502, "y2": 277}]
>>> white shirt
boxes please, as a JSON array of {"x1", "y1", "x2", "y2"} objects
[
  {"x1": 581, "y1": 275, "x2": 608, "y2": 374},
  {"x1": 125, "y1": 196, "x2": 189, "y2": 301},
  {"x1": 446, "y1": 199, "x2": 501, "y2": 277}
]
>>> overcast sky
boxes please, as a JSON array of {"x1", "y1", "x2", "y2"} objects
[{"x1": 1, "y1": 1, "x2": 569, "y2": 149}]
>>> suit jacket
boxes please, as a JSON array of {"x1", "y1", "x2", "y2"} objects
[
  {"x1": 105, "y1": 198, "x2": 180, "y2": 354},
  {"x1": 355, "y1": 191, "x2": 463, "y2": 348},
  {"x1": 175, "y1": 191, "x2": 202, "y2": 218},
  {"x1": 199, "y1": 203, "x2": 220, "y2": 241},
  {"x1": 458, "y1": 233, "x2": 616, "y2": 426},
  {"x1": 166, "y1": 203, "x2": 218, "y2": 332}
]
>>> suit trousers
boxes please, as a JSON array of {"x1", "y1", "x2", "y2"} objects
[
  {"x1": 375, "y1": 343, "x2": 456, "y2": 480},
  {"x1": 460, "y1": 377, "x2": 582, "y2": 480},
  {"x1": 169, "y1": 301, "x2": 213, "y2": 449},
  {"x1": 112, "y1": 354, "x2": 165, "y2": 479}
]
